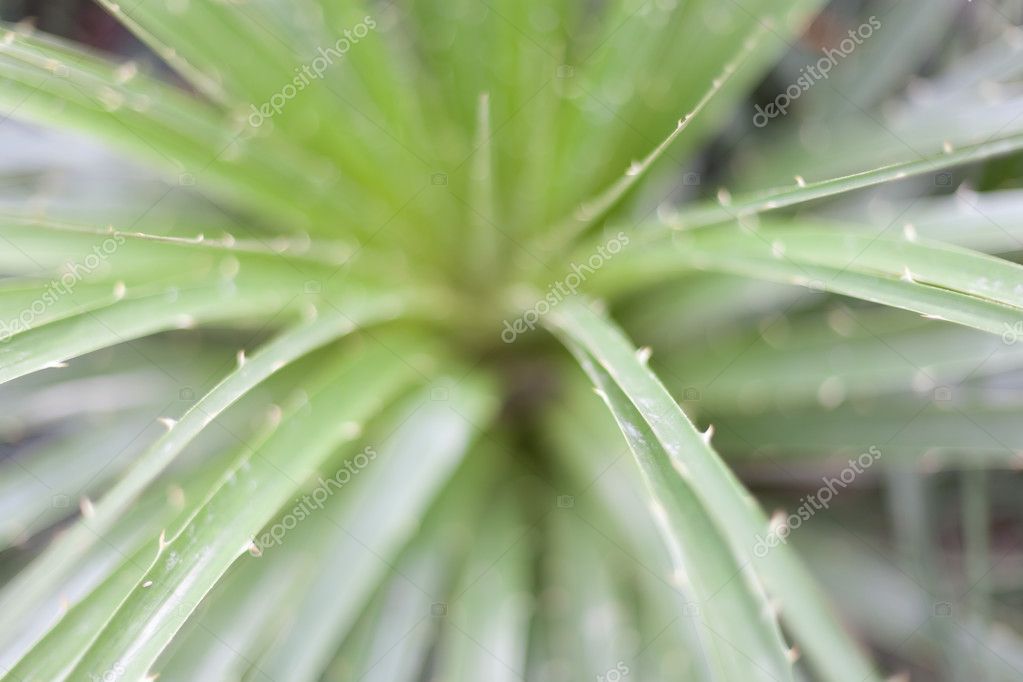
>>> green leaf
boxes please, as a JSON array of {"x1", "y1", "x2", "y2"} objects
[
  {"x1": 664, "y1": 308, "x2": 1023, "y2": 411},
  {"x1": 0, "y1": 303, "x2": 397, "y2": 649},
  {"x1": 539, "y1": 25, "x2": 767, "y2": 255},
  {"x1": 0, "y1": 216, "x2": 353, "y2": 274},
  {"x1": 663, "y1": 132, "x2": 1023, "y2": 229},
  {"x1": 2, "y1": 454, "x2": 233, "y2": 678},
  {"x1": 433, "y1": 495, "x2": 532, "y2": 682},
  {"x1": 152, "y1": 545, "x2": 307, "y2": 681},
  {"x1": 544, "y1": 298, "x2": 881, "y2": 682},
  {"x1": 0, "y1": 25, "x2": 348, "y2": 230},
  {"x1": 599, "y1": 221, "x2": 1023, "y2": 338},
  {"x1": 542, "y1": 509, "x2": 645, "y2": 681},
  {"x1": 252, "y1": 374, "x2": 498, "y2": 682},
  {"x1": 322, "y1": 459, "x2": 485, "y2": 682},
  {"x1": 557, "y1": 337, "x2": 796, "y2": 681},
  {"x1": 0, "y1": 415, "x2": 154, "y2": 551},
  {"x1": 712, "y1": 399, "x2": 1023, "y2": 466},
  {"x1": 63, "y1": 337, "x2": 424, "y2": 681}
]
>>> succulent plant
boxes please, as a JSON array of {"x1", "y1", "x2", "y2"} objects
[{"x1": 2, "y1": 1, "x2": 1023, "y2": 680}]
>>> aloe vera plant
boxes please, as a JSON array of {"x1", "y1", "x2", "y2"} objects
[{"x1": 2, "y1": 1, "x2": 1023, "y2": 680}]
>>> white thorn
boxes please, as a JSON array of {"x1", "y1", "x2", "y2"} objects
[
  {"x1": 142, "y1": 580, "x2": 153, "y2": 588},
  {"x1": 79, "y1": 497, "x2": 95, "y2": 519},
  {"x1": 167, "y1": 485, "x2": 185, "y2": 509},
  {"x1": 636, "y1": 346, "x2": 652, "y2": 365},
  {"x1": 903, "y1": 223, "x2": 917, "y2": 242},
  {"x1": 700, "y1": 424, "x2": 715, "y2": 445},
  {"x1": 900, "y1": 266, "x2": 915, "y2": 283},
  {"x1": 942, "y1": 140, "x2": 954, "y2": 154},
  {"x1": 786, "y1": 646, "x2": 801, "y2": 663},
  {"x1": 956, "y1": 184, "x2": 978, "y2": 202},
  {"x1": 339, "y1": 421, "x2": 362, "y2": 439},
  {"x1": 769, "y1": 509, "x2": 787, "y2": 531},
  {"x1": 625, "y1": 161, "x2": 642, "y2": 176},
  {"x1": 716, "y1": 187, "x2": 732, "y2": 206},
  {"x1": 794, "y1": 175, "x2": 806, "y2": 187},
  {"x1": 113, "y1": 281, "x2": 127, "y2": 300},
  {"x1": 236, "y1": 349, "x2": 247, "y2": 367},
  {"x1": 115, "y1": 60, "x2": 138, "y2": 83},
  {"x1": 45, "y1": 361, "x2": 69, "y2": 369},
  {"x1": 266, "y1": 404, "x2": 283, "y2": 427},
  {"x1": 158, "y1": 529, "x2": 170, "y2": 552},
  {"x1": 158, "y1": 417, "x2": 177, "y2": 431}
]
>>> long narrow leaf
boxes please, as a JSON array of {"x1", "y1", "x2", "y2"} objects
[
  {"x1": 0, "y1": 303, "x2": 398, "y2": 648},
  {"x1": 64, "y1": 338, "x2": 424, "y2": 681},
  {"x1": 544, "y1": 298, "x2": 880, "y2": 682},
  {"x1": 597, "y1": 222, "x2": 1023, "y2": 338},
  {"x1": 663, "y1": 132, "x2": 1023, "y2": 229}
]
